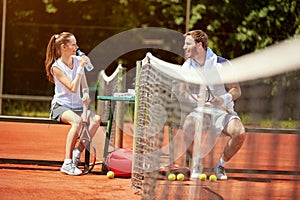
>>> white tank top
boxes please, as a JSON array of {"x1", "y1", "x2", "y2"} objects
[{"x1": 50, "y1": 56, "x2": 83, "y2": 109}]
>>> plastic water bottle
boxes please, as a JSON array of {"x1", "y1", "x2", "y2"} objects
[{"x1": 76, "y1": 49, "x2": 94, "y2": 71}]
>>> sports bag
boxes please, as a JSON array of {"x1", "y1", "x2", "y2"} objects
[{"x1": 104, "y1": 148, "x2": 133, "y2": 178}]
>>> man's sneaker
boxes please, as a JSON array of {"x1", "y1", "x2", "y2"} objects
[
  {"x1": 72, "y1": 148, "x2": 81, "y2": 167},
  {"x1": 60, "y1": 162, "x2": 82, "y2": 176},
  {"x1": 214, "y1": 165, "x2": 227, "y2": 180},
  {"x1": 190, "y1": 163, "x2": 204, "y2": 179}
]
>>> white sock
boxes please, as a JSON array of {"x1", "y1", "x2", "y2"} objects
[
  {"x1": 193, "y1": 157, "x2": 202, "y2": 163},
  {"x1": 218, "y1": 158, "x2": 226, "y2": 167},
  {"x1": 73, "y1": 148, "x2": 81, "y2": 156},
  {"x1": 63, "y1": 158, "x2": 72, "y2": 165},
  {"x1": 192, "y1": 157, "x2": 203, "y2": 168}
]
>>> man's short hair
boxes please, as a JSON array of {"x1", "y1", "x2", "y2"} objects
[{"x1": 184, "y1": 30, "x2": 208, "y2": 50}]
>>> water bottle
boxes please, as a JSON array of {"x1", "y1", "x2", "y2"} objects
[{"x1": 76, "y1": 49, "x2": 94, "y2": 71}]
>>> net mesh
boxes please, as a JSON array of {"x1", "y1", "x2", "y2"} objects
[
  {"x1": 97, "y1": 66, "x2": 123, "y2": 119},
  {"x1": 97, "y1": 68, "x2": 119, "y2": 147},
  {"x1": 131, "y1": 54, "x2": 224, "y2": 198},
  {"x1": 97, "y1": 65, "x2": 131, "y2": 150},
  {"x1": 131, "y1": 52, "x2": 300, "y2": 199}
]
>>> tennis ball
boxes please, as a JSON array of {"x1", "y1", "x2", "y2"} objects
[
  {"x1": 168, "y1": 173, "x2": 176, "y2": 181},
  {"x1": 199, "y1": 173, "x2": 207, "y2": 181},
  {"x1": 209, "y1": 175, "x2": 217, "y2": 182},
  {"x1": 176, "y1": 173, "x2": 185, "y2": 181},
  {"x1": 107, "y1": 171, "x2": 114, "y2": 179}
]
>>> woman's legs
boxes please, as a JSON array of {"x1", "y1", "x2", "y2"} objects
[
  {"x1": 60, "y1": 110, "x2": 82, "y2": 159},
  {"x1": 59, "y1": 110, "x2": 83, "y2": 175}
]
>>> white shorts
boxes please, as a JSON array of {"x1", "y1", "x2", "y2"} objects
[{"x1": 187, "y1": 106, "x2": 240, "y2": 137}]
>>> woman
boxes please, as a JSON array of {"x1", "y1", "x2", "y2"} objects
[{"x1": 45, "y1": 32, "x2": 101, "y2": 175}]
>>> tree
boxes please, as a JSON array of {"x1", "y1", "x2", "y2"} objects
[{"x1": 1, "y1": 0, "x2": 299, "y2": 120}]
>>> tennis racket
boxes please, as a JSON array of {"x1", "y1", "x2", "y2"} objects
[
  {"x1": 188, "y1": 86, "x2": 232, "y2": 114},
  {"x1": 206, "y1": 86, "x2": 232, "y2": 114},
  {"x1": 188, "y1": 84, "x2": 228, "y2": 163},
  {"x1": 77, "y1": 104, "x2": 97, "y2": 174}
]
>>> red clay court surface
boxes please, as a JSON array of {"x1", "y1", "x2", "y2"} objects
[{"x1": 0, "y1": 121, "x2": 299, "y2": 200}]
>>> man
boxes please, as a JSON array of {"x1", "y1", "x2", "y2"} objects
[{"x1": 181, "y1": 30, "x2": 246, "y2": 180}]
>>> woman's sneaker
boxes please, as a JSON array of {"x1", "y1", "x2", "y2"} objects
[
  {"x1": 60, "y1": 162, "x2": 82, "y2": 176},
  {"x1": 72, "y1": 148, "x2": 81, "y2": 167}
]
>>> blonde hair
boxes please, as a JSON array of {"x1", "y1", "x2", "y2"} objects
[{"x1": 45, "y1": 32, "x2": 74, "y2": 83}]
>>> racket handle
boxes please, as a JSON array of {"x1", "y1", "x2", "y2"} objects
[{"x1": 82, "y1": 104, "x2": 88, "y2": 122}]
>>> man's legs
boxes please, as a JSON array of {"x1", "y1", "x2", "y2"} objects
[
  {"x1": 215, "y1": 118, "x2": 246, "y2": 180},
  {"x1": 183, "y1": 115, "x2": 204, "y2": 178}
]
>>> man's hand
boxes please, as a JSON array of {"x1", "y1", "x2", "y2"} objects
[{"x1": 211, "y1": 96, "x2": 224, "y2": 106}]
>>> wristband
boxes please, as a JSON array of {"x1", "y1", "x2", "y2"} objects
[
  {"x1": 220, "y1": 93, "x2": 233, "y2": 104},
  {"x1": 76, "y1": 67, "x2": 84, "y2": 75}
]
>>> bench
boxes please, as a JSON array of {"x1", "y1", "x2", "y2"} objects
[
  {"x1": 0, "y1": 115, "x2": 108, "y2": 173},
  {"x1": 0, "y1": 115, "x2": 107, "y2": 126},
  {"x1": 244, "y1": 127, "x2": 299, "y2": 134}
]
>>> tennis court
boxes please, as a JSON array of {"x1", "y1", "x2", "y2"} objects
[{"x1": 0, "y1": 121, "x2": 299, "y2": 199}]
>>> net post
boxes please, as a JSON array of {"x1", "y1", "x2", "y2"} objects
[
  {"x1": 115, "y1": 64, "x2": 126, "y2": 148},
  {"x1": 96, "y1": 71, "x2": 101, "y2": 115},
  {"x1": 188, "y1": 86, "x2": 207, "y2": 199},
  {"x1": 97, "y1": 70, "x2": 105, "y2": 117},
  {"x1": 131, "y1": 60, "x2": 141, "y2": 190},
  {"x1": 168, "y1": 125, "x2": 175, "y2": 165}
]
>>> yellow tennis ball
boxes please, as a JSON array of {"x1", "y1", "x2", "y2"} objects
[
  {"x1": 199, "y1": 173, "x2": 207, "y2": 181},
  {"x1": 168, "y1": 173, "x2": 176, "y2": 181},
  {"x1": 176, "y1": 173, "x2": 185, "y2": 181},
  {"x1": 107, "y1": 171, "x2": 115, "y2": 179},
  {"x1": 209, "y1": 175, "x2": 217, "y2": 182}
]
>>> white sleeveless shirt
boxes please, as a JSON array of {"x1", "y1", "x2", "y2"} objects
[{"x1": 50, "y1": 56, "x2": 83, "y2": 109}]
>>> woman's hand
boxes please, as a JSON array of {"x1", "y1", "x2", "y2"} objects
[{"x1": 79, "y1": 55, "x2": 90, "y2": 68}]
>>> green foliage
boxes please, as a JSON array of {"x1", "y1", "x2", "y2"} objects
[
  {"x1": 240, "y1": 113, "x2": 299, "y2": 129},
  {"x1": 235, "y1": 0, "x2": 300, "y2": 50},
  {"x1": 189, "y1": 4, "x2": 206, "y2": 29},
  {"x1": 43, "y1": 0, "x2": 58, "y2": 13},
  {"x1": 1, "y1": 0, "x2": 299, "y2": 122},
  {"x1": 3, "y1": 100, "x2": 50, "y2": 117}
]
